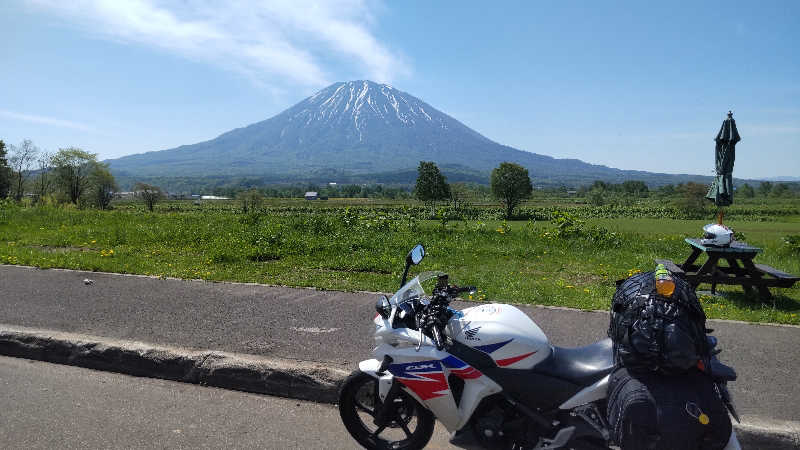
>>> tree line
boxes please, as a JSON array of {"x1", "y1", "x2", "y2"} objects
[
  {"x1": 3, "y1": 138, "x2": 793, "y2": 215},
  {"x1": 0, "y1": 139, "x2": 118, "y2": 208},
  {"x1": 414, "y1": 160, "x2": 533, "y2": 218},
  {"x1": 0, "y1": 138, "x2": 170, "y2": 211}
]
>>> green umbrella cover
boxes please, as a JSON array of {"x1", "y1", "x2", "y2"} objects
[{"x1": 706, "y1": 111, "x2": 740, "y2": 207}]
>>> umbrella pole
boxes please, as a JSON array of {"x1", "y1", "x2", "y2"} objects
[{"x1": 717, "y1": 209, "x2": 724, "y2": 225}]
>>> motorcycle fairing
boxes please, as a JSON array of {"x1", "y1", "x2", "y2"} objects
[
  {"x1": 371, "y1": 343, "x2": 502, "y2": 432},
  {"x1": 389, "y1": 360, "x2": 449, "y2": 401},
  {"x1": 441, "y1": 355, "x2": 483, "y2": 380},
  {"x1": 451, "y1": 304, "x2": 550, "y2": 370},
  {"x1": 472, "y1": 339, "x2": 513, "y2": 354}
]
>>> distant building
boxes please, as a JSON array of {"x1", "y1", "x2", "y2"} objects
[
  {"x1": 304, "y1": 191, "x2": 318, "y2": 200},
  {"x1": 200, "y1": 195, "x2": 230, "y2": 200}
]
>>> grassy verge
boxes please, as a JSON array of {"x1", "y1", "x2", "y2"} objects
[{"x1": 1, "y1": 203, "x2": 798, "y2": 324}]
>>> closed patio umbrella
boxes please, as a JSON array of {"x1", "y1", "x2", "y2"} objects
[{"x1": 706, "y1": 111, "x2": 740, "y2": 207}]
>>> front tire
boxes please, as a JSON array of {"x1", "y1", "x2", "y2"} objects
[{"x1": 339, "y1": 371, "x2": 435, "y2": 450}]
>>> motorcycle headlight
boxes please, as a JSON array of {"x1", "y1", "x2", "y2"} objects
[{"x1": 375, "y1": 295, "x2": 391, "y2": 319}]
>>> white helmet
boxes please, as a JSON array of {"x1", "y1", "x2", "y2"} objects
[{"x1": 701, "y1": 223, "x2": 733, "y2": 247}]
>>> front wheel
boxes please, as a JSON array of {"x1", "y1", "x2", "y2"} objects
[{"x1": 339, "y1": 371, "x2": 435, "y2": 450}]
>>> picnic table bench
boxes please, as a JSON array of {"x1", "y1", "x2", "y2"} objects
[{"x1": 655, "y1": 238, "x2": 799, "y2": 300}]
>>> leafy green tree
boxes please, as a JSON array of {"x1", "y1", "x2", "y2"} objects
[
  {"x1": 0, "y1": 140, "x2": 11, "y2": 199},
  {"x1": 52, "y1": 147, "x2": 97, "y2": 204},
  {"x1": 588, "y1": 188, "x2": 606, "y2": 206},
  {"x1": 34, "y1": 152, "x2": 53, "y2": 201},
  {"x1": 134, "y1": 182, "x2": 164, "y2": 212},
  {"x1": 491, "y1": 162, "x2": 532, "y2": 218},
  {"x1": 341, "y1": 184, "x2": 361, "y2": 198},
  {"x1": 758, "y1": 181, "x2": 773, "y2": 197},
  {"x1": 771, "y1": 183, "x2": 790, "y2": 198},
  {"x1": 621, "y1": 180, "x2": 649, "y2": 197},
  {"x1": 9, "y1": 139, "x2": 39, "y2": 200},
  {"x1": 238, "y1": 189, "x2": 264, "y2": 213},
  {"x1": 414, "y1": 161, "x2": 450, "y2": 203},
  {"x1": 90, "y1": 164, "x2": 118, "y2": 210},
  {"x1": 739, "y1": 183, "x2": 755, "y2": 198},
  {"x1": 656, "y1": 184, "x2": 676, "y2": 198},
  {"x1": 675, "y1": 182, "x2": 708, "y2": 218}
]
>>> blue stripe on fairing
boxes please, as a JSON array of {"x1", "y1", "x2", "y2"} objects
[
  {"x1": 474, "y1": 339, "x2": 513, "y2": 354},
  {"x1": 441, "y1": 355, "x2": 468, "y2": 369},
  {"x1": 388, "y1": 360, "x2": 442, "y2": 377}
]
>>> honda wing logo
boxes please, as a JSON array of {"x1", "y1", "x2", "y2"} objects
[{"x1": 464, "y1": 326, "x2": 481, "y2": 341}]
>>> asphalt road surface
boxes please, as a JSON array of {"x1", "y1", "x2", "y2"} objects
[
  {"x1": 1, "y1": 265, "x2": 799, "y2": 426},
  {"x1": 0, "y1": 355, "x2": 457, "y2": 449}
]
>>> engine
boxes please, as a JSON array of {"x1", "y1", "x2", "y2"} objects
[{"x1": 453, "y1": 398, "x2": 546, "y2": 450}]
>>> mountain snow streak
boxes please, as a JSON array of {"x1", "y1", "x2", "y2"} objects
[{"x1": 298, "y1": 81, "x2": 445, "y2": 141}]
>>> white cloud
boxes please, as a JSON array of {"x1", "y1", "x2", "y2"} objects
[
  {"x1": 26, "y1": 0, "x2": 408, "y2": 88},
  {"x1": 0, "y1": 109, "x2": 94, "y2": 132}
]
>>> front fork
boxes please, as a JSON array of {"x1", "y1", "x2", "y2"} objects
[{"x1": 359, "y1": 357, "x2": 400, "y2": 428}]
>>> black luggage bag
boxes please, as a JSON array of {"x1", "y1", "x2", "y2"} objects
[
  {"x1": 608, "y1": 271, "x2": 710, "y2": 374},
  {"x1": 607, "y1": 366, "x2": 731, "y2": 450},
  {"x1": 607, "y1": 270, "x2": 733, "y2": 449}
]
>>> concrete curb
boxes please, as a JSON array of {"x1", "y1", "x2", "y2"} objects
[
  {"x1": 1, "y1": 324, "x2": 796, "y2": 448},
  {"x1": 0, "y1": 324, "x2": 349, "y2": 404},
  {"x1": 733, "y1": 418, "x2": 800, "y2": 450}
]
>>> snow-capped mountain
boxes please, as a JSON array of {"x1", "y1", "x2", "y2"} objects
[
  {"x1": 107, "y1": 80, "x2": 691, "y2": 184},
  {"x1": 299, "y1": 80, "x2": 456, "y2": 139}
]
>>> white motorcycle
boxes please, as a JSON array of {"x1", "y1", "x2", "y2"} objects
[{"x1": 339, "y1": 245, "x2": 740, "y2": 450}]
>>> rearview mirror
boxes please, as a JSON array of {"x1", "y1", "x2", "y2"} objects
[
  {"x1": 400, "y1": 244, "x2": 425, "y2": 289},
  {"x1": 408, "y1": 244, "x2": 425, "y2": 265}
]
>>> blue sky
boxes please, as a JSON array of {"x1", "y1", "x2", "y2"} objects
[{"x1": 2, "y1": 0, "x2": 798, "y2": 179}]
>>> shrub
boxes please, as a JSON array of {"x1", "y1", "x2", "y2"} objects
[
  {"x1": 549, "y1": 210, "x2": 621, "y2": 246},
  {"x1": 783, "y1": 235, "x2": 800, "y2": 255}
]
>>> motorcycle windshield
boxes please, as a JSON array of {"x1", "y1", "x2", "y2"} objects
[{"x1": 389, "y1": 271, "x2": 446, "y2": 306}]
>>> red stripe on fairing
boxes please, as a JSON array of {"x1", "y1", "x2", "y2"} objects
[
  {"x1": 396, "y1": 372, "x2": 449, "y2": 400},
  {"x1": 450, "y1": 367, "x2": 483, "y2": 380},
  {"x1": 496, "y1": 351, "x2": 537, "y2": 367}
]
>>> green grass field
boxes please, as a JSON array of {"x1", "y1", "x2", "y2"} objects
[{"x1": 1, "y1": 200, "x2": 798, "y2": 324}]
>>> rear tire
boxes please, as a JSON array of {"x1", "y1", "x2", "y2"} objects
[{"x1": 339, "y1": 371, "x2": 435, "y2": 450}]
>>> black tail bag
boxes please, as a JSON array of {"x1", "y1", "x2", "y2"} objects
[{"x1": 607, "y1": 366, "x2": 732, "y2": 450}]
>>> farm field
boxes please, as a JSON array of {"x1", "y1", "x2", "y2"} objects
[{"x1": 1, "y1": 199, "x2": 799, "y2": 325}]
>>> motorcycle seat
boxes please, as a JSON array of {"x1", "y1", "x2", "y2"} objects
[{"x1": 533, "y1": 338, "x2": 614, "y2": 387}]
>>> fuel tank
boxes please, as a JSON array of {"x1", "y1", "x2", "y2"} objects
[{"x1": 449, "y1": 303, "x2": 550, "y2": 369}]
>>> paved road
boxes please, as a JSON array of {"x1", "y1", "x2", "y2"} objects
[
  {"x1": 0, "y1": 355, "x2": 457, "y2": 449},
  {"x1": 1, "y1": 265, "x2": 798, "y2": 427}
]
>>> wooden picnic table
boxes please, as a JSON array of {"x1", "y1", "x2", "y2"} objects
[{"x1": 655, "y1": 238, "x2": 799, "y2": 300}]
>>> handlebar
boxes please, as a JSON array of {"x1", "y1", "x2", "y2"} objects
[
  {"x1": 433, "y1": 283, "x2": 476, "y2": 300},
  {"x1": 420, "y1": 283, "x2": 475, "y2": 351}
]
